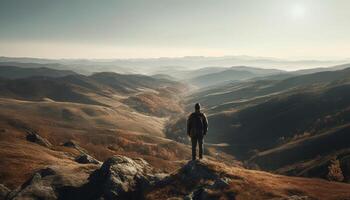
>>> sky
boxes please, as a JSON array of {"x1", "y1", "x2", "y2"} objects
[{"x1": 0, "y1": 0, "x2": 349, "y2": 59}]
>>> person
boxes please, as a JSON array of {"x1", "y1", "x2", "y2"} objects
[{"x1": 187, "y1": 103, "x2": 208, "y2": 160}]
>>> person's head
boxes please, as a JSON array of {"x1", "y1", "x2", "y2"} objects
[{"x1": 195, "y1": 103, "x2": 201, "y2": 112}]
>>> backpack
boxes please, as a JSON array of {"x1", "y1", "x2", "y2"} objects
[{"x1": 190, "y1": 112, "x2": 204, "y2": 137}]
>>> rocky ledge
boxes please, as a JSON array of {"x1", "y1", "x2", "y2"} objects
[
  {"x1": 3, "y1": 156, "x2": 349, "y2": 200},
  {"x1": 5, "y1": 155, "x2": 159, "y2": 200}
]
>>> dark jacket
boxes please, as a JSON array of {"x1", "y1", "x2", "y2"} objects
[{"x1": 187, "y1": 111, "x2": 208, "y2": 137}]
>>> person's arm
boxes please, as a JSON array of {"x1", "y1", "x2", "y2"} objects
[
  {"x1": 187, "y1": 115, "x2": 191, "y2": 136},
  {"x1": 202, "y1": 113, "x2": 208, "y2": 135}
]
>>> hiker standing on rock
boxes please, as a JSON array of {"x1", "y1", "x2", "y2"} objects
[{"x1": 187, "y1": 103, "x2": 208, "y2": 160}]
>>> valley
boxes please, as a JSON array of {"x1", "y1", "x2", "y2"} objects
[
  {"x1": 1, "y1": 61, "x2": 350, "y2": 199},
  {"x1": 169, "y1": 64, "x2": 350, "y2": 182}
]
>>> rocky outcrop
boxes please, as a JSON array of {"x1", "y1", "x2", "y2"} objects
[
  {"x1": 7, "y1": 168, "x2": 58, "y2": 200},
  {"x1": 173, "y1": 160, "x2": 236, "y2": 200},
  {"x1": 6, "y1": 155, "x2": 158, "y2": 200},
  {"x1": 26, "y1": 132, "x2": 52, "y2": 148},
  {"x1": 5, "y1": 156, "x2": 341, "y2": 200},
  {"x1": 77, "y1": 155, "x2": 156, "y2": 200},
  {"x1": 0, "y1": 184, "x2": 10, "y2": 199},
  {"x1": 75, "y1": 154, "x2": 100, "y2": 164}
]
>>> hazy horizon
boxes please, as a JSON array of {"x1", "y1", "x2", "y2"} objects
[
  {"x1": 1, "y1": 54, "x2": 350, "y2": 72},
  {"x1": 1, "y1": 0, "x2": 350, "y2": 60}
]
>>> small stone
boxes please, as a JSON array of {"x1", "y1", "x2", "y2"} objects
[
  {"x1": 63, "y1": 141, "x2": 77, "y2": 148},
  {"x1": 75, "y1": 154, "x2": 100, "y2": 164}
]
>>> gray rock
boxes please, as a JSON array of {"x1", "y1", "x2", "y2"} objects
[
  {"x1": 153, "y1": 173, "x2": 169, "y2": 181},
  {"x1": 62, "y1": 140, "x2": 88, "y2": 154},
  {"x1": 186, "y1": 187, "x2": 211, "y2": 200},
  {"x1": 75, "y1": 154, "x2": 100, "y2": 164},
  {"x1": 26, "y1": 132, "x2": 52, "y2": 148},
  {"x1": 180, "y1": 160, "x2": 219, "y2": 181},
  {"x1": 85, "y1": 155, "x2": 154, "y2": 200},
  {"x1": 8, "y1": 168, "x2": 58, "y2": 200},
  {"x1": 8, "y1": 156, "x2": 156, "y2": 200},
  {"x1": 0, "y1": 184, "x2": 10, "y2": 199},
  {"x1": 210, "y1": 177, "x2": 231, "y2": 189},
  {"x1": 156, "y1": 160, "x2": 236, "y2": 200},
  {"x1": 63, "y1": 140, "x2": 77, "y2": 148}
]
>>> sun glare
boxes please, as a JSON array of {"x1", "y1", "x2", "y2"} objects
[{"x1": 290, "y1": 4, "x2": 306, "y2": 20}]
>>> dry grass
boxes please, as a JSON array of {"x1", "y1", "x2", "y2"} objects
[
  {"x1": 146, "y1": 159, "x2": 350, "y2": 200},
  {"x1": 0, "y1": 96, "x2": 194, "y2": 188}
]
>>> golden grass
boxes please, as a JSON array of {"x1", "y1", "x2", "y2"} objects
[
  {"x1": 146, "y1": 159, "x2": 350, "y2": 200},
  {"x1": 0, "y1": 97, "x2": 193, "y2": 188}
]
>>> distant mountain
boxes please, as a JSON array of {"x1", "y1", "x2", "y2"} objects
[
  {"x1": 294, "y1": 63, "x2": 350, "y2": 75},
  {"x1": 90, "y1": 72, "x2": 180, "y2": 94},
  {"x1": 230, "y1": 66, "x2": 284, "y2": 75},
  {"x1": 151, "y1": 74, "x2": 176, "y2": 81},
  {"x1": 188, "y1": 69, "x2": 255, "y2": 88},
  {"x1": 0, "y1": 61, "x2": 137, "y2": 75},
  {"x1": 0, "y1": 66, "x2": 76, "y2": 79},
  {"x1": 187, "y1": 66, "x2": 284, "y2": 88},
  {"x1": 1, "y1": 56, "x2": 349, "y2": 70},
  {"x1": 151, "y1": 66, "x2": 228, "y2": 80}
]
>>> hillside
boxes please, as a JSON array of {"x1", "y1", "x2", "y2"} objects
[
  {"x1": 0, "y1": 66, "x2": 77, "y2": 79},
  {"x1": 188, "y1": 69, "x2": 256, "y2": 88},
  {"x1": 0, "y1": 66, "x2": 201, "y2": 191},
  {"x1": 3, "y1": 155, "x2": 350, "y2": 200},
  {"x1": 146, "y1": 159, "x2": 350, "y2": 200},
  {"x1": 187, "y1": 66, "x2": 283, "y2": 88},
  {"x1": 167, "y1": 67, "x2": 350, "y2": 181},
  {"x1": 189, "y1": 67, "x2": 350, "y2": 108},
  {"x1": 1, "y1": 64, "x2": 350, "y2": 199}
]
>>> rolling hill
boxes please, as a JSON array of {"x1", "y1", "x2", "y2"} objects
[
  {"x1": 168, "y1": 66, "x2": 350, "y2": 181},
  {"x1": 0, "y1": 66, "x2": 204, "y2": 191},
  {"x1": 2, "y1": 64, "x2": 350, "y2": 199},
  {"x1": 186, "y1": 66, "x2": 283, "y2": 88},
  {"x1": 0, "y1": 65, "x2": 77, "y2": 79}
]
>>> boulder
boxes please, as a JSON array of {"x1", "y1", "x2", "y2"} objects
[
  {"x1": 7, "y1": 155, "x2": 157, "y2": 200},
  {"x1": 146, "y1": 159, "x2": 238, "y2": 200},
  {"x1": 62, "y1": 140, "x2": 88, "y2": 154},
  {"x1": 179, "y1": 160, "x2": 219, "y2": 180},
  {"x1": 84, "y1": 155, "x2": 155, "y2": 200},
  {"x1": 75, "y1": 154, "x2": 100, "y2": 164},
  {"x1": 56, "y1": 155, "x2": 158, "y2": 200},
  {"x1": 7, "y1": 168, "x2": 58, "y2": 200},
  {"x1": 26, "y1": 132, "x2": 52, "y2": 148}
]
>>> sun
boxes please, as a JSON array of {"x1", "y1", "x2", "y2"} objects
[{"x1": 290, "y1": 4, "x2": 306, "y2": 20}]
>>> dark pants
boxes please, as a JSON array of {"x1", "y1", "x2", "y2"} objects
[{"x1": 191, "y1": 135, "x2": 203, "y2": 160}]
